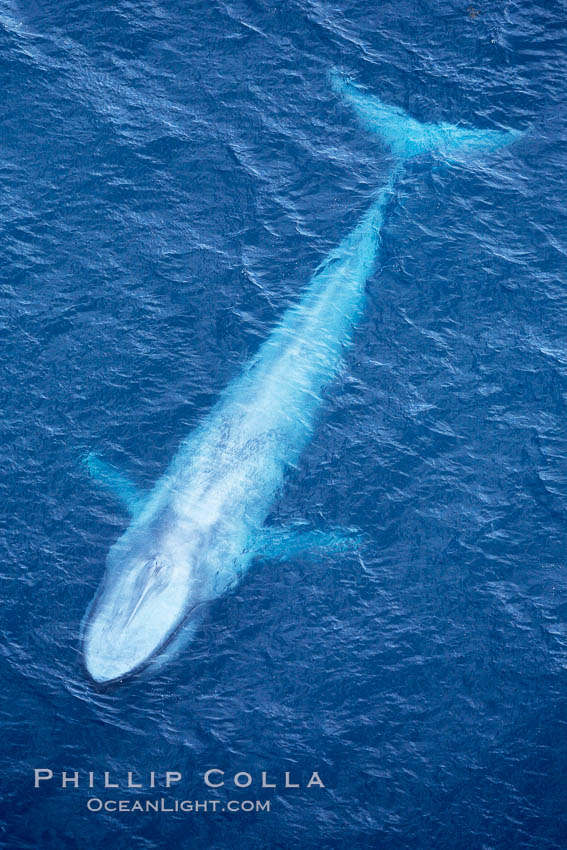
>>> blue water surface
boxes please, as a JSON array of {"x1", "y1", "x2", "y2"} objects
[{"x1": 1, "y1": 0, "x2": 567, "y2": 847}]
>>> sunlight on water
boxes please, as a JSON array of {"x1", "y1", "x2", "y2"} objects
[{"x1": 1, "y1": 0, "x2": 565, "y2": 847}]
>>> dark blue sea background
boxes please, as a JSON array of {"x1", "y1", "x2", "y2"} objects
[{"x1": 1, "y1": 0, "x2": 566, "y2": 847}]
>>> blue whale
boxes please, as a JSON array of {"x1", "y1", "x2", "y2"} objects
[{"x1": 82, "y1": 74, "x2": 519, "y2": 684}]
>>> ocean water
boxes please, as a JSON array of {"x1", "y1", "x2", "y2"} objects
[{"x1": 1, "y1": 0, "x2": 567, "y2": 847}]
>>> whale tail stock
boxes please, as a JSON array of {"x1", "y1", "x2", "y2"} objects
[{"x1": 331, "y1": 71, "x2": 521, "y2": 162}]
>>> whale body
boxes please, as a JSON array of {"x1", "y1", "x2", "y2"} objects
[{"x1": 82, "y1": 74, "x2": 519, "y2": 684}]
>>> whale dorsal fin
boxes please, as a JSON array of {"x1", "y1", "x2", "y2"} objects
[{"x1": 83, "y1": 452, "x2": 147, "y2": 518}]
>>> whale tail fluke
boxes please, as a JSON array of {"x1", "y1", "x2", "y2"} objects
[{"x1": 331, "y1": 71, "x2": 521, "y2": 161}]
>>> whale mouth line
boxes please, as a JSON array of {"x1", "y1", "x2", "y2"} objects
[{"x1": 82, "y1": 599, "x2": 207, "y2": 687}]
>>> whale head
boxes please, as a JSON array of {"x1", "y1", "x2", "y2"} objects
[{"x1": 82, "y1": 536, "x2": 196, "y2": 684}]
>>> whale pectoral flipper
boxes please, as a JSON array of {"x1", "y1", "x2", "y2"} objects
[
  {"x1": 83, "y1": 452, "x2": 146, "y2": 517},
  {"x1": 254, "y1": 526, "x2": 362, "y2": 561}
]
